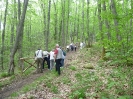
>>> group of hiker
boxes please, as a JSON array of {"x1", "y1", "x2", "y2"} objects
[
  {"x1": 34, "y1": 42, "x2": 85, "y2": 75},
  {"x1": 35, "y1": 44, "x2": 66, "y2": 75}
]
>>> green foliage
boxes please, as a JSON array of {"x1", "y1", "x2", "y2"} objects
[
  {"x1": 69, "y1": 89, "x2": 86, "y2": 99},
  {"x1": 0, "y1": 72, "x2": 9, "y2": 78},
  {"x1": 69, "y1": 66, "x2": 77, "y2": 71},
  {"x1": 61, "y1": 77, "x2": 71, "y2": 84}
]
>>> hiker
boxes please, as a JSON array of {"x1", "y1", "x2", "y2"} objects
[
  {"x1": 70, "y1": 43, "x2": 74, "y2": 51},
  {"x1": 74, "y1": 45, "x2": 77, "y2": 51},
  {"x1": 54, "y1": 44, "x2": 63, "y2": 75},
  {"x1": 47, "y1": 53, "x2": 50, "y2": 70},
  {"x1": 60, "y1": 47, "x2": 66, "y2": 67},
  {"x1": 66, "y1": 45, "x2": 70, "y2": 52},
  {"x1": 80, "y1": 42, "x2": 83, "y2": 49},
  {"x1": 42, "y1": 50, "x2": 49, "y2": 69},
  {"x1": 35, "y1": 48, "x2": 43, "y2": 73},
  {"x1": 49, "y1": 49, "x2": 55, "y2": 70}
]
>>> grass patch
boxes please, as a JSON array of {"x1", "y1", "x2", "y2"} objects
[
  {"x1": 75, "y1": 73, "x2": 82, "y2": 81},
  {"x1": 61, "y1": 76, "x2": 71, "y2": 84},
  {"x1": 69, "y1": 88, "x2": 86, "y2": 99},
  {"x1": 69, "y1": 66, "x2": 77, "y2": 71}
]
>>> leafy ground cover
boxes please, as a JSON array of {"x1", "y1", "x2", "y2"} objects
[{"x1": 0, "y1": 44, "x2": 133, "y2": 99}]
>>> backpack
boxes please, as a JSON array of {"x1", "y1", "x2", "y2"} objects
[{"x1": 63, "y1": 51, "x2": 66, "y2": 56}]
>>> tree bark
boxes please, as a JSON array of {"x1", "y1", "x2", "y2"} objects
[
  {"x1": 66, "y1": 0, "x2": 70, "y2": 45},
  {"x1": 61, "y1": 0, "x2": 65, "y2": 47},
  {"x1": 1, "y1": 0, "x2": 8, "y2": 70},
  {"x1": 110, "y1": 0, "x2": 120, "y2": 42},
  {"x1": 103, "y1": 1, "x2": 111, "y2": 40},
  {"x1": 8, "y1": 0, "x2": 29, "y2": 74},
  {"x1": 18, "y1": 0, "x2": 21, "y2": 21},
  {"x1": 45, "y1": 0, "x2": 51, "y2": 50},
  {"x1": 53, "y1": 0, "x2": 58, "y2": 42},
  {"x1": 87, "y1": 0, "x2": 91, "y2": 47},
  {"x1": 81, "y1": 0, "x2": 84, "y2": 42}
]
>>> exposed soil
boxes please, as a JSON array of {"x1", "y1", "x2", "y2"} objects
[{"x1": 0, "y1": 50, "x2": 77, "y2": 99}]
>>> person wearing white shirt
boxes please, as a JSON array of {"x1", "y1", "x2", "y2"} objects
[
  {"x1": 49, "y1": 49, "x2": 55, "y2": 70},
  {"x1": 35, "y1": 49, "x2": 43, "y2": 73}
]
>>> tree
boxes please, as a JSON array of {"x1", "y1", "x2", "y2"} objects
[
  {"x1": 8, "y1": 0, "x2": 29, "y2": 74},
  {"x1": 1, "y1": 0, "x2": 8, "y2": 70}
]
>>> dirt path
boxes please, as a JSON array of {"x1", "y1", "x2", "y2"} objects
[
  {"x1": 0, "y1": 72, "x2": 47, "y2": 99},
  {"x1": 0, "y1": 50, "x2": 77, "y2": 99}
]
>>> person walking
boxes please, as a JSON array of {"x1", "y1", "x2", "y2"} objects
[
  {"x1": 54, "y1": 44, "x2": 63, "y2": 75},
  {"x1": 60, "y1": 47, "x2": 66, "y2": 67},
  {"x1": 35, "y1": 48, "x2": 43, "y2": 73},
  {"x1": 42, "y1": 50, "x2": 49, "y2": 69},
  {"x1": 49, "y1": 49, "x2": 55, "y2": 70}
]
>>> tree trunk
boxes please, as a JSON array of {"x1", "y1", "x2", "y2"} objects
[
  {"x1": 66, "y1": 0, "x2": 70, "y2": 45},
  {"x1": 53, "y1": 0, "x2": 58, "y2": 42},
  {"x1": 18, "y1": 0, "x2": 23, "y2": 69},
  {"x1": 1, "y1": 0, "x2": 8, "y2": 70},
  {"x1": 110, "y1": 0, "x2": 120, "y2": 42},
  {"x1": 40, "y1": 0, "x2": 47, "y2": 50},
  {"x1": 103, "y1": 1, "x2": 111, "y2": 40},
  {"x1": 45, "y1": 0, "x2": 51, "y2": 50},
  {"x1": 87, "y1": 0, "x2": 91, "y2": 47},
  {"x1": 18, "y1": 0, "x2": 21, "y2": 21},
  {"x1": 8, "y1": 0, "x2": 29, "y2": 74},
  {"x1": 81, "y1": 0, "x2": 84, "y2": 42},
  {"x1": 61, "y1": 0, "x2": 65, "y2": 47}
]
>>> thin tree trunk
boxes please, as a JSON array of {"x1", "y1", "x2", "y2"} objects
[
  {"x1": 53, "y1": 0, "x2": 58, "y2": 42},
  {"x1": 8, "y1": 0, "x2": 29, "y2": 74},
  {"x1": 61, "y1": 0, "x2": 66, "y2": 47},
  {"x1": 41, "y1": 0, "x2": 47, "y2": 50},
  {"x1": 110, "y1": 0, "x2": 120, "y2": 42},
  {"x1": 66, "y1": 0, "x2": 70, "y2": 44},
  {"x1": 0, "y1": 11, "x2": 2, "y2": 69},
  {"x1": 87, "y1": 0, "x2": 91, "y2": 47},
  {"x1": 81, "y1": 0, "x2": 84, "y2": 42},
  {"x1": 1, "y1": 0, "x2": 8, "y2": 70},
  {"x1": 98, "y1": 0, "x2": 105, "y2": 59},
  {"x1": 46, "y1": 0, "x2": 51, "y2": 50},
  {"x1": 18, "y1": 0, "x2": 21, "y2": 21},
  {"x1": 103, "y1": 1, "x2": 111, "y2": 40},
  {"x1": 18, "y1": 0, "x2": 23, "y2": 69}
]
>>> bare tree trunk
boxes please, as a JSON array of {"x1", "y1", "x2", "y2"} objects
[
  {"x1": 98, "y1": 0, "x2": 105, "y2": 59},
  {"x1": 1, "y1": 0, "x2": 8, "y2": 70},
  {"x1": 110, "y1": 0, "x2": 120, "y2": 42},
  {"x1": 8, "y1": 0, "x2": 29, "y2": 74},
  {"x1": 130, "y1": 0, "x2": 132, "y2": 34},
  {"x1": 45, "y1": 0, "x2": 51, "y2": 50},
  {"x1": 81, "y1": 0, "x2": 84, "y2": 42},
  {"x1": 103, "y1": 1, "x2": 111, "y2": 40},
  {"x1": 18, "y1": 0, "x2": 21, "y2": 21},
  {"x1": 87, "y1": 0, "x2": 91, "y2": 47},
  {"x1": 66, "y1": 0, "x2": 70, "y2": 44},
  {"x1": 61, "y1": 0, "x2": 65, "y2": 47},
  {"x1": 98, "y1": 0, "x2": 103, "y2": 40},
  {"x1": 53, "y1": 0, "x2": 58, "y2": 42},
  {"x1": 18, "y1": 0, "x2": 23, "y2": 69},
  {"x1": 40, "y1": 0, "x2": 47, "y2": 50},
  {"x1": 0, "y1": 11, "x2": 2, "y2": 69}
]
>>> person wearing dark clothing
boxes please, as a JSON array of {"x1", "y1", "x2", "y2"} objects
[
  {"x1": 47, "y1": 54, "x2": 50, "y2": 69},
  {"x1": 70, "y1": 45, "x2": 74, "y2": 51},
  {"x1": 42, "y1": 51, "x2": 49, "y2": 69},
  {"x1": 74, "y1": 46, "x2": 77, "y2": 51}
]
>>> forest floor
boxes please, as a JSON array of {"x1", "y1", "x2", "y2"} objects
[{"x1": 0, "y1": 44, "x2": 133, "y2": 99}]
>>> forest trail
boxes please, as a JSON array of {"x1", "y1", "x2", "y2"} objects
[{"x1": 0, "y1": 49, "x2": 78, "y2": 99}]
